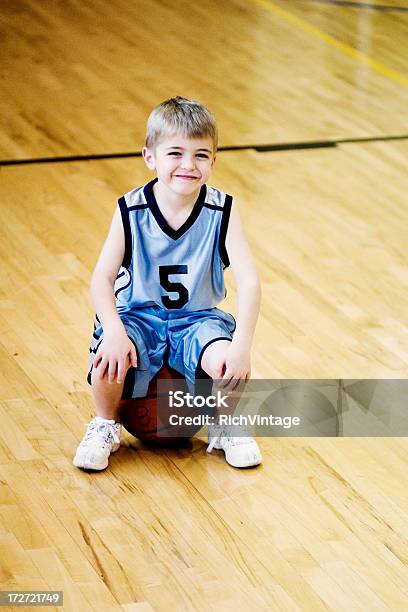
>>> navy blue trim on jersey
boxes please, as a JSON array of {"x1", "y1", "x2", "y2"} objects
[
  {"x1": 89, "y1": 337, "x2": 103, "y2": 355},
  {"x1": 118, "y1": 196, "x2": 132, "y2": 268},
  {"x1": 115, "y1": 271, "x2": 132, "y2": 298},
  {"x1": 128, "y1": 204, "x2": 148, "y2": 211},
  {"x1": 195, "y1": 336, "x2": 233, "y2": 380},
  {"x1": 121, "y1": 338, "x2": 138, "y2": 399},
  {"x1": 219, "y1": 194, "x2": 232, "y2": 268},
  {"x1": 143, "y1": 178, "x2": 207, "y2": 240},
  {"x1": 204, "y1": 203, "x2": 223, "y2": 211}
]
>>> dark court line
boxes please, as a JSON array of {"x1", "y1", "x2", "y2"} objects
[
  {"x1": 299, "y1": 0, "x2": 408, "y2": 12},
  {"x1": 0, "y1": 151, "x2": 143, "y2": 166},
  {"x1": 220, "y1": 140, "x2": 337, "y2": 152},
  {"x1": 339, "y1": 134, "x2": 408, "y2": 144},
  {"x1": 1, "y1": 134, "x2": 407, "y2": 166}
]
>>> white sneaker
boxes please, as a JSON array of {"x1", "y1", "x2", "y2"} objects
[
  {"x1": 73, "y1": 416, "x2": 121, "y2": 471},
  {"x1": 207, "y1": 423, "x2": 262, "y2": 468}
]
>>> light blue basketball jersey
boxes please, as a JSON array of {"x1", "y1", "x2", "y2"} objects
[{"x1": 113, "y1": 178, "x2": 232, "y2": 313}]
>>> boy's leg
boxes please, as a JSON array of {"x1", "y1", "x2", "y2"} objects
[
  {"x1": 200, "y1": 339, "x2": 231, "y2": 380},
  {"x1": 168, "y1": 311, "x2": 261, "y2": 468},
  {"x1": 200, "y1": 339, "x2": 245, "y2": 419},
  {"x1": 200, "y1": 339, "x2": 262, "y2": 468},
  {"x1": 75, "y1": 309, "x2": 166, "y2": 471},
  {"x1": 73, "y1": 357, "x2": 138, "y2": 471},
  {"x1": 199, "y1": 339, "x2": 241, "y2": 417},
  {"x1": 91, "y1": 355, "x2": 132, "y2": 421}
]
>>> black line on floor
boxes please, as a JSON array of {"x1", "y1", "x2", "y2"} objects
[
  {"x1": 0, "y1": 151, "x2": 142, "y2": 166},
  {"x1": 299, "y1": 0, "x2": 408, "y2": 12},
  {"x1": 338, "y1": 134, "x2": 408, "y2": 144},
  {"x1": 254, "y1": 140, "x2": 336, "y2": 152},
  {"x1": 1, "y1": 134, "x2": 407, "y2": 166}
]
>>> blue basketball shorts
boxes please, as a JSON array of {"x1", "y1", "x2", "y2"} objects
[{"x1": 88, "y1": 305, "x2": 236, "y2": 399}]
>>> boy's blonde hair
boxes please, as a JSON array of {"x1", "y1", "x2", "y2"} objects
[{"x1": 145, "y1": 96, "x2": 218, "y2": 151}]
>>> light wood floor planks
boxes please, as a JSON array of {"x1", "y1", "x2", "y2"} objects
[
  {"x1": 1, "y1": 0, "x2": 408, "y2": 609},
  {"x1": 1, "y1": 146, "x2": 408, "y2": 609},
  {"x1": 1, "y1": 0, "x2": 407, "y2": 160}
]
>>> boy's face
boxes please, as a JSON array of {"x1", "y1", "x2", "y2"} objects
[{"x1": 142, "y1": 135, "x2": 216, "y2": 198}]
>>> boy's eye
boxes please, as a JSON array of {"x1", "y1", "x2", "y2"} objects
[{"x1": 167, "y1": 151, "x2": 210, "y2": 160}]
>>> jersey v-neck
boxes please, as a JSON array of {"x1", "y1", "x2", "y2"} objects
[{"x1": 143, "y1": 177, "x2": 207, "y2": 240}]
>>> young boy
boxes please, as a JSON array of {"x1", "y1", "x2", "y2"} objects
[{"x1": 73, "y1": 96, "x2": 262, "y2": 471}]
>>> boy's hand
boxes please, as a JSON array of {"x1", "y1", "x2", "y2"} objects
[
  {"x1": 93, "y1": 330, "x2": 137, "y2": 384},
  {"x1": 219, "y1": 342, "x2": 251, "y2": 392}
]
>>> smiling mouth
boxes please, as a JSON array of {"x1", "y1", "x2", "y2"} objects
[{"x1": 174, "y1": 175, "x2": 198, "y2": 180}]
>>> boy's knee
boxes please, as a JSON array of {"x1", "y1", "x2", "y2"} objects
[
  {"x1": 203, "y1": 363, "x2": 223, "y2": 380},
  {"x1": 200, "y1": 339, "x2": 231, "y2": 380},
  {"x1": 91, "y1": 359, "x2": 133, "y2": 384}
]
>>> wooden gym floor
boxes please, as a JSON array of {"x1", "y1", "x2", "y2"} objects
[{"x1": 1, "y1": 1, "x2": 408, "y2": 610}]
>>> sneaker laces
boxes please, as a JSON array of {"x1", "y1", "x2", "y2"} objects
[
  {"x1": 207, "y1": 423, "x2": 253, "y2": 452},
  {"x1": 207, "y1": 426, "x2": 221, "y2": 453},
  {"x1": 83, "y1": 418, "x2": 120, "y2": 449}
]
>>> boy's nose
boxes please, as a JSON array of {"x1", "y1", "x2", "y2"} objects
[{"x1": 181, "y1": 156, "x2": 195, "y2": 170}]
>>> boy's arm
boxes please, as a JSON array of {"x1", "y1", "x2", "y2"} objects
[
  {"x1": 90, "y1": 207, "x2": 137, "y2": 383},
  {"x1": 223, "y1": 201, "x2": 261, "y2": 383}
]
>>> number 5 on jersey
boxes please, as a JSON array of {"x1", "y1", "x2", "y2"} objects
[{"x1": 159, "y1": 265, "x2": 189, "y2": 309}]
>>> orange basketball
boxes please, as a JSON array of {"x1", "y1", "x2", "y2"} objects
[{"x1": 119, "y1": 365, "x2": 203, "y2": 445}]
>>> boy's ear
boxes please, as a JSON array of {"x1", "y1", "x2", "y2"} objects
[
  {"x1": 212, "y1": 153, "x2": 216, "y2": 167},
  {"x1": 142, "y1": 146, "x2": 156, "y2": 170}
]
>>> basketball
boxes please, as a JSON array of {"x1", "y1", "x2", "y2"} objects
[{"x1": 119, "y1": 365, "x2": 203, "y2": 445}]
